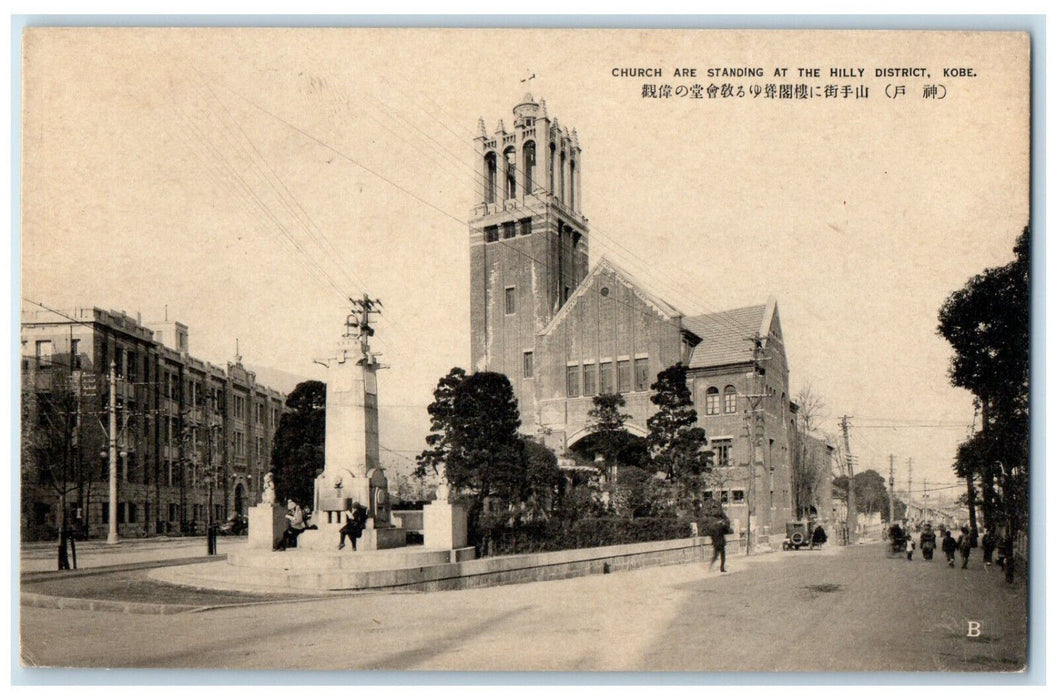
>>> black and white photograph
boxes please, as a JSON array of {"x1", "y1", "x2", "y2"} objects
[{"x1": 15, "y1": 23, "x2": 1034, "y2": 675}]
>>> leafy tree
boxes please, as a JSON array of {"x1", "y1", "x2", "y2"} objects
[
  {"x1": 584, "y1": 393, "x2": 633, "y2": 477},
  {"x1": 270, "y1": 380, "x2": 325, "y2": 508},
  {"x1": 646, "y1": 363, "x2": 712, "y2": 515},
  {"x1": 415, "y1": 367, "x2": 467, "y2": 479},
  {"x1": 833, "y1": 469, "x2": 889, "y2": 519},
  {"x1": 792, "y1": 385, "x2": 831, "y2": 519},
  {"x1": 938, "y1": 225, "x2": 1029, "y2": 581},
  {"x1": 520, "y1": 439, "x2": 564, "y2": 516}
]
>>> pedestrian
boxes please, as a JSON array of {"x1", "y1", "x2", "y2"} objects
[
  {"x1": 957, "y1": 525, "x2": 973, "y2": 569},
  {"x1": 981, "y1": 527, "x2": 997, "y2": 568},
  {"x1": 338, "y1": 501, "x2": 368, "y2": 550},
  {"x1": 708, "y1": 517, "x2": 732, "y2": 573},
  {"x1": 905, "y1": 537, "x2": 916, "y2": 560},
  {"x1": 811, "y1": 524, "x2": 827, "y2": 549},
  {"x1": 919, "y1": 523, "x2": 936, "y2": 561},
  {"x1": 941, "y1": 529, "x2": 958, "y2": 567}
]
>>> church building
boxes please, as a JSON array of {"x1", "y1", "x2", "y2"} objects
[{"x1": 469, "y1": 95, "x2": 794, "y2": 537}]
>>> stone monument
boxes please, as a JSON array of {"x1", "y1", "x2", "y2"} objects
[
  {"x1": 423, "y1": 467, "x2": 468, "y2": 550},
  {"x1": 247, "y1": 472, "x2": 286, "y2": 549},
  {"x1": 296, "y1": 295, "x2": 406, "y2": 551}
]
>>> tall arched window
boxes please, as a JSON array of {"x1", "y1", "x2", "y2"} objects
[
  {"x1": 523, "y1": 141, "x2": 536, "y2": 194},
  {"x1": 504, "y1": 147, "x2": 517, "y2": 200},
  {"x1": 723, "y1": 385, "x2": 737, "y2": 413},
  {"x1": 484, "y1": 152, "x2": 497, "y2": 204},
  {"x1": 549, "y1": 142, "x2": 556, "y2": 194},
  {"x1": 559, "y1": 150, "x2": 566, "y2": 203},
  {"x1": 705, "y1": 386, "x2": 720, "y2": 415},
  {"x1": 569, "y1": 158, "x2": 576, "y2": 210}
]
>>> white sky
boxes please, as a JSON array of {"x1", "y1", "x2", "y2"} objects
[{"x1": 19, "y1": 28, "x2": 1030, "y2": 496}]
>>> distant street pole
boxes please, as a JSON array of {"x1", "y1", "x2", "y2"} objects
[
  {"x1": 888, "y1": 454, "x2": 896, "y2": 524},
  {"x1": 840, "y1": 415, "x2": 856, "y2": 544},
  {"x1": 906, "y1": 458, "x2": 913, "y2": 519},
  {"x1": 107, "y1": 361, "x2": 119, "y2": 545}
]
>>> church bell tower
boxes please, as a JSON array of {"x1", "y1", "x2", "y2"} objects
[{"x1": 468, "y1": 94, "x2": 590, "y2": 432}]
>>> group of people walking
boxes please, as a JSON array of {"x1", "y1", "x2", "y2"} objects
[{"x1": 890, "y1": 520, "x2": 1006, "y2": 571}]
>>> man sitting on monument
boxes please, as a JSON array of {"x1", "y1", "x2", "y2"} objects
[
  {"x1": 338, "y1": 501, "x2": 368, "y2": 550},
  {"x1": 279, "y1": 499, "x2": 307, "y2": 550}
]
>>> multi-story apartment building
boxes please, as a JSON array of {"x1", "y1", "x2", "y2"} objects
[{"x1": 20, "y1": 306, "x2": 286, "y2": 540}]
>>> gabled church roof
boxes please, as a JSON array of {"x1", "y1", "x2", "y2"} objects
[
  {"x1": 685, "y1": 297, "x2": 778, "y2": 369},
  {"x1": 538, "y1": 256, "x2": 685, "y2": 338}
]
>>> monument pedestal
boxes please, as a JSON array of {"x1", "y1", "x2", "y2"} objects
[
  {"x1": 424, "y1": 499, "x2": 468, "y2": 550},
  {"x1": 248, "y1": 503, "x2": 286, "y2": 550}
]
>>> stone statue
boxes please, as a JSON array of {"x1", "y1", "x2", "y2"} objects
[{"x1": 261, "y1": 472, "x2": 276, "y2": 504}]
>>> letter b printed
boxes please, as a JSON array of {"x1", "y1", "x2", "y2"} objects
[{"x1": 967, "y1": 621, "x2": 981, "y2": 637}]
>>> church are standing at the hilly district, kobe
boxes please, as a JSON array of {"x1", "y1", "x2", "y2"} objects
[{"x1": 468, "y1": 94, "x2": 803, "y2": 539}]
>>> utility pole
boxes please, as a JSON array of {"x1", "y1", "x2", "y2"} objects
[
  {"x1": 906, "y1": 457, "x2": 913, "y2": 520},
  {"x1": 742, "y1": 333, "x2": 766, "y2": 555},
  {"x1": 888, "y1": 454, "x2": 896, "y2": 524},
  {"x1": 107, "y1": 361, "x2": 119, "y2": 544},
  {"x1": 840, "y1": 415, "x2": 856, "y2": 544}
]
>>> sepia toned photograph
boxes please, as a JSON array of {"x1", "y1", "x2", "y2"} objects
[{"x1": 16, "y1": 23, "x2": 1034, "y2": 675}]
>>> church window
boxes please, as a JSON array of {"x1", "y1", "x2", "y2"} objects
[
  {"x1": 484, "y1": 225, "x2": 499, "y2": 243},
  {"x1": 634, "y1": 358, "x2": 650, "y2": 391},
  {"x1": 705, "y1": 386, "x2": 720, "y2": 415},
  {"x1": 566, "y1": 365, "x2": 580, "y2": 397},
  {"x1": 523, "y1": 141, "x2": 535, "y2": 194},
  {"x1": 600, "y1": 361, "x2": 614, "y2": 394},
  {"x1": 617, "y1": 360, "x2": 631, "y2": 393},
  {"x1": 503, "y1": 222, "x2": 516, "y2": 239},
  {"x1": 504, "y1": 147, "x2": 517, "y2": 200},
  {"x1": 569, "y1": 159, "x2": 576, "y2": 209},
  {"x1": 484, "y1": 152, "x2": 497, "y2": 204},
  {"x1": 505, "y1": 287, "x2": 516, "y2": 315},
  {"x1": 549, "y1": 142, "x2": 556, "y2": 193},
  {"x1": 523, "y1": 351, "x2": 534, "y2": 378},
  {"x1": 713, "y1": 438, "x2": 732, "y2": 466},
  {"x1": 519, "y1": 218, "x2": 532, "y2": 236},
  {"x1": 583, "y1": 363, "x2": 597, "y2": 396},
  {"x1": 724, "y1": 385, "x2": 737, "y2": 413}
]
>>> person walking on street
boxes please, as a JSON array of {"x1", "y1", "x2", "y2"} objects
[
  {"x1": 957, "y1": 525, "x2": 973, "y2": 569},
  {"x1": 942, "y1": 529, "x2": 958, "y2": 567},
  {"x1": 981, "y1": 527, "x2": 997, "y2": 568},
  {"x1": 919, "y1": 523, "x2": 937, "y2": 561},
  {"x1": 708, "y1": 517, "x2": 732, "y2": 573}
]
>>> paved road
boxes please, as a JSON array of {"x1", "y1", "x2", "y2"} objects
[{"x1": 19, "y1": 543, "x2": 1026, "y2": 672}]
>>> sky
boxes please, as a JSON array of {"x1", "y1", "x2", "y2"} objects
[{"x1": 19, "y1": 28, "x2": 1030, "y2": 497}]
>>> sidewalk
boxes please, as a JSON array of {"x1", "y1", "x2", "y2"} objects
[{"x1": 20, "y1": 536, "x2": 248, "y2": 574}]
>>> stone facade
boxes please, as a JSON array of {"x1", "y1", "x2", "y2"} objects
[
  {"x1": 20, "y1": 306, "x2": 286, "y2": 540},
  {"x1": 468, "y1": 96, "x2": 798, "y2": 538}
]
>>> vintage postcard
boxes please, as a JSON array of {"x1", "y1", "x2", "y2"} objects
[{"x1": 17, "y1": 26, "x2": 1032, "y2": 674}]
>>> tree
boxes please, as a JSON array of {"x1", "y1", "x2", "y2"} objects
[
  {"x1": 646, "y1": 363, "x2": 712, "y2": 515},
  {"x1": 792, "y1": 384, "x2": 830, "y2": 519},
  {"x1": 833, "y1": 469, "x2": 889, "y2": 519},
  {"x1": 584, "y1": 393, "x2": 632, "y2": 473},
  {"x1": 415, "y1": 367, "x2": 467, "y2": 479},
  {"x1": 270, "y1": 380, "x2": 326, "y2": 508},
  {"x1": 938, "y1": 225, "x2": 1029, "y2": 581}
]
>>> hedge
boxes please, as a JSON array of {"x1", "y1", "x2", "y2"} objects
[{"x1": 477, "y1": 516, "x2": 695, "y2": 556}]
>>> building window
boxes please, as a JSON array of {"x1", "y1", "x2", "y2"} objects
[
  {"x1": 617, "y1": 360, "x2": 631, "y2": 393},
  {"x1": 234, "y1": 395, "x2": 246, "y2": 420},
  {"x1": 128, "y1": 503, "x2": 137, "y2": 524},
  {"x1": 705, "y1": 386, "x2": 720, "y2": 415},
  {"x1": 522, "y1": 351, "x2": 534, "y2": 378},
  {"x1": 484, "y1": 152, "x2": 497, "y2": 204},
  {"x1": 504, "y1": 147, "x2": 517, "y2": 199},
  {"x1": 569, "y1": 159, "x2": 576, "y2": 209},
  {"x1": 519, "y1": 218, "x2": 532, "y2": 236},
  {"x1": 505, "y1": 287, "x2": 516, "y2": 315},
  {"x1": 713, "y1": 439, "x2": 732, "y2": 467},
  {"x1": 35, "y1": 339, "x2": 53, "y2": 366},
  {"x1": 634, "y1": 358, "x2": 650, "y2": 391},
  {"x1": 235, "y1": 431, "x2": 246, "y2": 457},
  {"x1": 484, "y1": 225, "x2": 499, "y2": 243},
  {"x1": 523, "y1": 141, "x2": 535, "y2": 194},
  {"x1": 731, "y1": 489, "x2": 746, "y2": 504},
  {"x1": 566, "y1": 365, "x2": 580, "y2": 397},
  {"x1": 549, "y1": 142, "x2": 556, "y2": 193},
  {"x1": 583, "y1": 363, "x2": 597, "y2": 396},
  {"x1": 724, "y1": 385, "x2": 737, "y2": 413},
  {"x1": 559, "y1": 150, "x2": 566, "y2": 203},
  {"x1": 599, "y1": 361, "x2": 613, "y2": 394},
  {"x1": 502, "y1": 221, "x2": 516, "y2": 239},
  {"x1": 169, "y1": 503, "x2": 178, "y2": 521},
  {"x1": 117, "y1": 502, "x2": 126, "y2": 524},
  {"x1": 719, "y1": 491, "x2": 729, "y2": 504}
]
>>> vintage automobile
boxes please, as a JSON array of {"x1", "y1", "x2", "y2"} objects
[{"x1": 782, "y1": 520, "x2": 815, "y2": 550}]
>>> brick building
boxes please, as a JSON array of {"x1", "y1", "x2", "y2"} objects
[
  {"x1": 469, "y1": 95, "x2": 796, "y2": 537},
  {"x1": 20, "y1": 306, "x2": 285, "y2": 540}
]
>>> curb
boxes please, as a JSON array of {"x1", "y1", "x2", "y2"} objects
[{"x1": 20, "y1": 591, "x2": 200, "y2": 616}]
